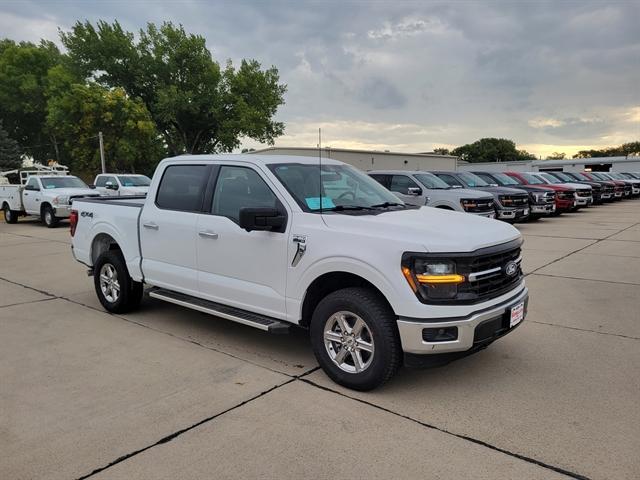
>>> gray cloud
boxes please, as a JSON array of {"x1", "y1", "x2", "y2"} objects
[{"x1": 1, "y1": 0, "x2": 638, "y2": 156}]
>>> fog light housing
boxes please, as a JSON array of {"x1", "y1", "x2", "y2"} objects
[{"x1": 422, "y1": 327, "x2": 458, "y2": 342}]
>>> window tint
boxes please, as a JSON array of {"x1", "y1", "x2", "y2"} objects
[
  {"x1": 369, "y1": 174, "x2": 390, "y2": 188},
  {"x1": 434, "y1": 173, "x2": 462, "y2": 187},
  {"x1": 26, "y1": 177, "x2": 39, "y2": 189},
  {"x1": 390, "y1": 175, "x2": 419, "y2": 194},
  {"x1": 474, "y1": 172, "x2": 494, "y2": 184},
  {"x1": 212, "y1": 166, "x2": 278, "y2": 223},
  {"x1": 156, "y1": 165, "x2": 208, "y2": 212}
]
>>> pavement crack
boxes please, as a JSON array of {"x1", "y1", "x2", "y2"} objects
[
  {"x1": 528, "y1": 320, "x2": 640, "y2": 340},
  {"x1": 0, "y1": 275, "x2": 58, "y2": 298},
  {"x1": 0, "y1": 297, "x2": 57, "y2": 309},
  {"x1": 298, "y1": 378, "x2": 591, "y2": 480},
  {"x1": 529, "y1": 272, "x2": 640, "y2": 286},
  {"x1": 75, "y1": 377, "x2": 295, "y2": 480}
]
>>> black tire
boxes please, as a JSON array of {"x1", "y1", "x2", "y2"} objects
[
  {"x1": 310, "y1": 287, "x2": 401, "y2": 391},
  {"x1": 94, "y1": 250, "x2": 143, "y2": 313},
  {"x1": 3, "y1": 203, "x2": 18, "y2": 224},
  {"x1": 42, "y1": 204, "x2": 59, "y2": 228}
]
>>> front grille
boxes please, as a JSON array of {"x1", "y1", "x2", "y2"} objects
[
  {"x1": 499, "y1": 195, "x2": 529, "y2": 206},
  {"x1": 456, "y1": 246, "x2": 523, "y2": 302},
  {"x1": 465, "y1": 200, "x2": 494, "y2": 213},
  {"x1": 541, "y1": 192, "x2": 555, "y2": 204},
  {"x1": 576, "y1": 190, "x2": 591, "y2": 197},
  {"x1": 557, "y1": 190, "x2": 575, "y2": 200}
]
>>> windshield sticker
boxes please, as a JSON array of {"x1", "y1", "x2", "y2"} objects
[
  {"x1": 305, "y1": 197, "x2": 335, "y2": 210},
  {"x1": 45, "y1": 185, "x2": 56, "y2": 189}
]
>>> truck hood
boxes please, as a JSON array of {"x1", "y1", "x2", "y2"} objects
[
  {"x1": 446, "y1": 188, "x2": 494, "y2": 200},
  {"x1": 472, "y1": 186, "x2": 529, "y2": 196},
  {"x1": 322, "y1": 207, "x2": 521, "y2": 253}
]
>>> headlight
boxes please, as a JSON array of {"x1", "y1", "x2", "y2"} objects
[
  {"x1": 498, "y1": 195, "x2": 513, "y2": 205},
  {"x1": 460, "y1": 199, "x2": 477, "y2": 210},
  {"x1": 401, "y1": 257, "x2": 465, "y2": 300},
  {"x1": 52, "y1": 195, "x2": 69, "y2": 205}
]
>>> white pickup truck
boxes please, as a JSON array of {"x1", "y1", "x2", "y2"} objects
[
  {"x1": 2, "y1": 174, "x2": 100, "y2": 227},
  {"x1": 70, "y1": 154, "x2": 528, "y2": 390}
]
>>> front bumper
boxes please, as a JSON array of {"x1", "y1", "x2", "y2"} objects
[
  {"x1": 531, "y1": 203, "x2": 555, "y2": 214},
  {"x1": 397, "y1": 286, "x2": 528, "y2": 355},
  {"x1": 496, "y1": 206, "x2": 529, "y2": 221},
  {"x1": 575, "y1": 196, "x2": 592, "y2": 206},
  {"x1": 469, "y1": 210, "x2": 496, "y2": 219},
  {"x1": 53, "y1": 205, "x2": 72, "y2": 218}
]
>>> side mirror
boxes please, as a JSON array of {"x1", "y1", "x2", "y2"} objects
[
  {"x1": 105, "y1": 183, "x2": 119, "y2": 190},
  {"x1": 88, "y1": 184, "x2": 96, "y2": 189},
  {"x1": 239, "y1": 207, "x2": 286, "y2": 233},
  {"x1": 407, "y1": 187, "x2": 423, "y2": 196}
]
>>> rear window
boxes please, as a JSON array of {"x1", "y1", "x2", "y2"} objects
[{"x1": 156, "y1": 165, "x2": 209, "y2": 212}]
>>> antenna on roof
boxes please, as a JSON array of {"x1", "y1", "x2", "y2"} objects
[{"x1": 318, "y1": 127, "x2": 322, "y2": 214}]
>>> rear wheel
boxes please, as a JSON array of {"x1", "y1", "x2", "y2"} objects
[
  {"x1": 3, "y1": 204, "x2": 18, "y2": 224},
  {"x1": 42, "y1": 205, "x2": 59, "y2": 228},
  {"x1": 94, "y1": 250, "x2": 143, "y2": 313},
  {"x1": 310, "y1": 287, "x2": 401, "y2": 391}
]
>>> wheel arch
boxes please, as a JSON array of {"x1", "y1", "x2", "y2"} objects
[
  {"x1": 299, "y1": 271, "x2": 395, "y2": 328},
  {"x1": 91, "y1": 232, "x2": 122, "y2": 265}
]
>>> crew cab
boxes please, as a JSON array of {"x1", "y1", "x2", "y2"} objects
[
  {"x1": 533, "y1": 172, "x2": 593, "y2": 208},
  {"x1": 471, "y1": 171, "x2": 556, "y2": 219},
  {"x1": 430, "y1": 171, "x2": 530, "y2": 222},
  {"x1": 368, "y1": 170, "x2": 495, "y2": 217},
  {"x1": 504, "y1": 171, "x2": 576, "y2": 213},
  {"x1": 2, "y1": 174, "x2": 100, "y2": 227},
  {"x1": 93, "y1": 174, "x2": 152, "y2": 196},
  {"x1": 70, "y1": 155, "x2": 528, "y2": 391}
]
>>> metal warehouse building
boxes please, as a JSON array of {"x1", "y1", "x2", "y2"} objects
[
  {"x1": 457, "y1": 156, "x2": 640, "y2": 173},
  {"x1": 250, "y1": 146, "x2": 457, "y2": 172}
]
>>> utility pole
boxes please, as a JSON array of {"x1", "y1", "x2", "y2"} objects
[{"x1": 98, "y1": 131, "x2": 106, "y2": 173}]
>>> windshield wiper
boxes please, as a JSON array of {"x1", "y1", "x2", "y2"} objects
[
  {"x1": 325, "y1": 205, "x2": 374, "y2": 211},
  {"x1": 370, "y1": 202, "x2": 405, "y2": 209}
]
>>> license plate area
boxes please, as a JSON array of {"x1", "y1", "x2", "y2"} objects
[{"x1": 509, "y1": 301, "x2": 525, "y2": 328}]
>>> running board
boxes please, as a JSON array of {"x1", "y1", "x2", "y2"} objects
[{"x1": 149, "y1": 288, "x2": 290, "y2": 334}]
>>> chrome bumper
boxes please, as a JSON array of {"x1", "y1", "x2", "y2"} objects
[
  {"x1": 575, "y1": 197, "x2": 592, "y2": 206},
  {"x1": 531, "y1": 204, "x2": 555, "y2": 214},
  {"x1": 397, "y1": 287, "x2": 528, "y2": 354},
  {"x1": 497, "y1": 207, "x2": 529, "y2": 220},
  {"x1": 53, "y1": 205, "x2": 72, "y2": 217}
]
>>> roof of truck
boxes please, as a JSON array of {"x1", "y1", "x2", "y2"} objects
[{"x1": 164, "y1": 154, "x2": 343, "y2": 166}]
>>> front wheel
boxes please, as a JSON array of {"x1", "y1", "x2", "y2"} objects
[
  {"x1": 310, "y1": 287, "x2": 401, "y2": 391},
  {"x1": 42, "y1": 205, "x2": 59, "y2": 228},
  {"x1": 94, "y1": 250, "x2": 143, "y2": 313},
  {"x1": 3, "y1": 204, "x2": 18, "y2": 224}
]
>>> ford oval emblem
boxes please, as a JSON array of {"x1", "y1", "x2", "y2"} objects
[{"x1": 504, "y1": 261, "x2": 518, "y2": 276}]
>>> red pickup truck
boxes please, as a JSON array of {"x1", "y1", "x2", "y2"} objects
[{"x1": 504, "y1": 172, "x2": 576, "y2": 213}]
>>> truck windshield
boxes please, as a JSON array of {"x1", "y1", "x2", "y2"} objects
[
  {"x1": 553, "y1": 172, "x2": 574, "y2": 182},
  {"x1": 414, "y1": 173, "x2": 451, "y2": 189},
  {"x1": 117, "y1": 175, "x2": 151, "y2": 187},
  {"x1": 269, "y1": 163, "x2": 405, "y2": 212},
  {"x1": 520, "y1": 173, "x2": 546, "y2": 185},
  {"x1": 457, "y1": 172, "x2": 489, "y2": 187},
  {"x1": 40, "y1": 177, "x2": 88, "y2": 189},
  {"x1": 492, "y1": 173, "x2": 520, "y2": 186}
]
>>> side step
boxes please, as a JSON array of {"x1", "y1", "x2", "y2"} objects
[{"x1": 149, "y1": 288, "x2": 290, "y2": 334}]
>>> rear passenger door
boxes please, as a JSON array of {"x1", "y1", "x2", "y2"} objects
[
  {"x1": 140, "y1": 164, "x2": 211, "y2": 294},
  {"x1": 196, "y1": 165, "x2": 290, "y2": 318},
  {"x1": 389, "y1": 174, "x2": 424, "y2": 205}
]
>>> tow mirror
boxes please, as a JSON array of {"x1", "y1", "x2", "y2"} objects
[
  {"x1": 239, "y1": 207, "x2": 286, "y2": 233},
  {"x1": 407, "y1": 187, "x2": 422, "y2": 196}
]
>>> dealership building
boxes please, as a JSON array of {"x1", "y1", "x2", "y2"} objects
[{"x1": 250, "y1": 146, "x2": 457, "y2": 171}]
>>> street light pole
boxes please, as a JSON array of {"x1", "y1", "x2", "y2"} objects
[{"x1": 98, "y1": 131, "x2": 106, "y2": 173}]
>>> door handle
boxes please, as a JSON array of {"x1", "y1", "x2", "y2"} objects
[
  {"x1": 198, "y1": 231, "x2": 219, "y2": 239},
  {"x1": 143, "y1": 222, "x2": 159, "y2": 230},
  {"x1": 24, "y1": 193, "x2": 29, "y2": 196}
]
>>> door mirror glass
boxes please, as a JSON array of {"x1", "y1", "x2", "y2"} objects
[
  {"x1": 88, "y1": 184, "x2": 96, "y2": 189},
  {"x1": 239, "y1": 207, "x2": 286, "y2": 232},
  {"x1": 105, "y1": 182, "x2": 119, "y2": 190},
  {"x1": 407, "y1": 187, "x2": 422, "y2": 196}
]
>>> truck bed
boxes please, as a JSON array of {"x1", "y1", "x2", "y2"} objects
[
  {"x1": 72, "y1": 195, "x2": 146, "y2": 208},
  {"x1": 0, "y1": 184, "x2": 24, "y2": 211}
]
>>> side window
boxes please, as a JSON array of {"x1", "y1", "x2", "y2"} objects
[
  {"x1": 369, "y1": 174, "x2": 390, "y2": 188},
  {"x1": 434, "y1": 174, "x2": 462, "y2": 187},
  {"x1": 212, "y1": 166, "x2": 278, "y2": 223},
  {"x1": 95, "y1": 176, "x2": 107, "y2": 187},
  {"x1": 26, "y1": 177, "x2": 39, "y2": 190},
  {"x1": 475, "y1": 173, "x2": 493, "y2": 184},
  {"x1": 156, "y1": 165, "x2": 208, "y2": 212},
  {"x1": 105, "y1": 176, "x2": 117, "y2": 186},
  {"x1": 390, "y1": 175, "x2": 419, "y2": 195}
]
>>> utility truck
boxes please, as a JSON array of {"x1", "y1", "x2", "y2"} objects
[
  {"x1": 1, "y1": 164, "x2": 100, "y2": 227},
  {"x1": 70, "y1": 155, "x2": 528, "y2": 390}
]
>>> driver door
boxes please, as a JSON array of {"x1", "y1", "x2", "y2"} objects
[
  {"x1": 389, "y1": 174, "x2": 423, "y2": 206},
  {"x1": 22, "y1": 177, "x2": 42, "y2": 214}
]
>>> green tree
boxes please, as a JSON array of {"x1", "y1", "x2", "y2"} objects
[
  {"x1": 0, "y1": 120, "x2": 22, "y2": 170},
  {"x1": 0, "y1": 39, "x2": 64, "y2": 162},
  {"x1": 451, "y1": 138, "x2": 536, "y2": 163},
  {"x1": 546, "y1": 152, "x2": 566, "y2": 160},
  {"x1": 573, "y1": 141, "x2": 640, "y2": 158},
  {"x1": 46, "y1": 83, "x2": 163, "y2": 176},
  {"x1": 61, "y1": 21, "x2": 286, "y2": 156},
  {"x1": 432, "y1": 147, "x2": 450, "y2": 155}
]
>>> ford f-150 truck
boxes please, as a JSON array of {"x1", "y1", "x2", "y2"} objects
[
  {"x1": 368, "y1": 170, "x2": 496, "y2": 217},
  {"x1": 70, "y1": 155, "x2": 528, "y2": 390}
]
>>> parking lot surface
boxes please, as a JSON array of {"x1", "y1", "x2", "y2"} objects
[{"x1": 1, "y1": 201, "x2": 639, "y2": 479}]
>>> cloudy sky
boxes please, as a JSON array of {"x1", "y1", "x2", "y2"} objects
[{"x1": 1, "y1": 0, "x2": 638, "y2": 157}]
